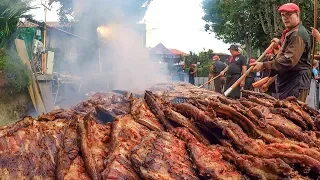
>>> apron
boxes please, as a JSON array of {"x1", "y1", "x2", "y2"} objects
[
  {"x1": 277, "y1": 70, "x2": 311, "y2": 100},
  {"x1": 244, "y1": 77, "x2": 255, "y2": 91},
  {"x1": 225, "y1": 74, "x2": 241, "y2": 99},
  {"x1": 306, "y1": 79, "x2": 319, "y2": 109},
  {"x1": 213, "y1": 73, "x2": 225, "y2": 94}
]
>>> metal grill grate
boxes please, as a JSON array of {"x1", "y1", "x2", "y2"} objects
[{"x1": 170, "y1": 97, "x2": 188, "y2": 104}]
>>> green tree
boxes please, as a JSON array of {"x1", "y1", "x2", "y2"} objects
[
  {"x1": 253, "y1": 0, "x2": 319, "y2": 40},
  {"x1": 0, "y1": 0, "x2": 32, "y2": 48},
  {"x1": 203, "y1": 0, "x2": 263, "y2": 59},
  {"x1": 185, "y1": 51, "x2": 199, "y2": 68},
  {"x1": 185, "y1": 49, "x2": 218, "y2": 77},
  {"x1": 202, "y1": 0, "x2": 320, "y2": 56}
]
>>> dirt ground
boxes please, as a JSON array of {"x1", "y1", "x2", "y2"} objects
[{"x1": 0, "y1": 90, "x2": 33, "y2": 126}]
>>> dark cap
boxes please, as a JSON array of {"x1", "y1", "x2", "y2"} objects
[{"x1": 228, "y1": 44, "x2": 239, "y2": 51}]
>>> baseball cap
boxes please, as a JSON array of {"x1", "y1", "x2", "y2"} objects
[
  {"x1": 213, "y1": 55, "x2": 220, "y2": 60},
  {"x1": 228, "y1": 44, "x2": 239, "y2": 51}
]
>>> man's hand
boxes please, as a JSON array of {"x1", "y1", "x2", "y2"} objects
[
  {"x1": 311, "y1": 27, "x2": 320, "y2": 42},
  {"x1": 271, "y1": 38, "x2": 280, "y2": 45},
  {"x1": 250, "y1": 62, "x2": 264, "y2": 72},
  {"x1": 219, "y1": 71, "x2": 225, "y2": 76},
  {"x1": 311, "y1": 27, "x2": 320, "y2": 37},
  {"x1": 240, "y1": 81, "x2": 245, "y2": 88},
  {"x1": 260, "y1": 83, "x2": 268, "y2": 93}
]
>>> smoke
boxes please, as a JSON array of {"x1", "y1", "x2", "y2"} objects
[
  {"x1": 51, "y1": 0, "x2": 171, "y2": 107},
  {"x1": 98, "y1": 23, "x2": 169, "y2": 90}
]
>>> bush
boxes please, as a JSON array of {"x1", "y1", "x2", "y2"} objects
[
  {"x1": 0, "y1": 55, "x2": 5, "y2": 71},
  {"x1": 0, "y1": 50, "x2": 31, "y2": 92},
  {"x1": 196, "y1": 64, "x2": 212, "y2": 77}
]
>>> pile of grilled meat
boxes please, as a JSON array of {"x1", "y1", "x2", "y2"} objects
[{"x1": 1, "y1": 83, "x2": 320, "y2": 179}]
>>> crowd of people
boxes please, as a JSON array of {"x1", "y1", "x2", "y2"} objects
[{"x1": 188, "y1": 3, "x2": 320, "y2": 108}]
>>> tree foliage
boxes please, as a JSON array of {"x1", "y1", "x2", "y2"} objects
[
  {"x1": 184, "y1": 49, "x2": 226, "y2": 77},
  {"x1": 202, "y1": 0, "x2": 320, "y2": 57},
  {"x1": 203, "y1": 0, "x2": 264, "y2": 58},
  {"x1": 0, "y1": 0, "x2": 32, "y2": 48}
]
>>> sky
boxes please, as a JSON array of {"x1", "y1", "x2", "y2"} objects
[{"x1": 28, "y1": 0, "x2": 230, "y2": 54}]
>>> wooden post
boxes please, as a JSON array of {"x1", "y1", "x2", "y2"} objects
[
  {"x1": 312, "y1": 0, "x2": 318, "y2": 68},
  {"x1": 42, "y1": 7, "x2": 47, "y2": 74},
  {"x1": 15, "y1": 39, "x2": 46, "y2": 114}
]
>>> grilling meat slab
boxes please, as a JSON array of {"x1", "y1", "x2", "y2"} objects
[
  {"x1": 131, "y1": 130, "x2": 199, "y2": 180},
  {"x1": 102, "y1": 114, "x2": 150, "y2": 179},
  {"x1": 1, "y1": 83, "x2": 320, "y2": 179},
  {"x1": 173, "y1": 127, "x2": 243, "y2": 180}
]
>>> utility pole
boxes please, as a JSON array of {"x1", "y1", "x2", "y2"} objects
[{"x1": 41, "y1": 0, "x2": 52, "y2": 74}]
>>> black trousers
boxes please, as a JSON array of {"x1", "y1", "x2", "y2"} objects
[
  {"x1": 244, "y1": 77, "x2": 254, "y2": 91},
  {"x1": 224, "y1": 74, "x2": 241, "y2": 99},
  {"x1": 189, "y1": 77, "x2": 195, "y2": 85}
]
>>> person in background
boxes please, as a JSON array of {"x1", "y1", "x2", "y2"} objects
[
  {"x1": 312, "y1": 61, "x2": 319, "y2": 80},
  {"x1": 220, "y1": 44, "x2": 247, "y2": 99},
  {"x1": 306, "y1": 60, "x2": 320, "y2": 109},
  {"x1": 312, "y1": 61, "x2": 320, "y2": 108},
  {"x1": 179, "y1": 64, "x2": 185, "y2": 82},
  {"x1": 251, "y1": 3, "x2": 311, "y2": 102},
  {"x1": 189, "y1": 64, "x2": 196, "y2": 85},
  {"x1": 244, "y1": 59, "x2": 256, "y2": 91},
  {"x1": 208, "y1": 55, "x2": 226, "y2": 93}
]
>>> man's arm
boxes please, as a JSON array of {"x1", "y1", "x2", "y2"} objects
[
  {"x1": 263, "y1": 35, "x2": 305, "y2": 72},
  {"x1": 190, "y1": 68, "x2": 197, "y2": 77},
  {"x1": 220, "y1": 65, "x2": 229, "y2": 76},
  {"x1": 311, "y1": 27, "x2": 320, "y2": 43},
  {"x1": 314, "y1": 55, "x2": 320, "y2": 60},
  {"x1": 240, "y1": 59, "x2": 247, "y2": 87},
  {"x1": 208, "y1": 65, "x2": 214, "y2": 79}
]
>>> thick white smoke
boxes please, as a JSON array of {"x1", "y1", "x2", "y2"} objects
[
  {"x1": 100, "y1": 24, "x2": 169, "y2": 90},
  {"x1": 69, "y1": 0, "x2": 170, "y2": 92}
]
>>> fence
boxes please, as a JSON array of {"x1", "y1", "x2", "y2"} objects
[
  {"x1": 180, "y1": 76, "x2": 214, "y2": 91},
  {"x1": 195, "y1": 77, "x2": 215, "y2": 91}
]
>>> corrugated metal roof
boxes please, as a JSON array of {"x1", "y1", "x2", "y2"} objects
[
  {"x1": 17, "y1": 21, "x2": 38, "y2": 28},
  {"x1": 168, "y1": 49, "x2": 188, "y2": 56},
  {"x1": 149, "y1": 43, "x2": 173, "y2": 55},
  {"x1": 17, "y1": 20, "x2": 71, "y2": 28}
]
